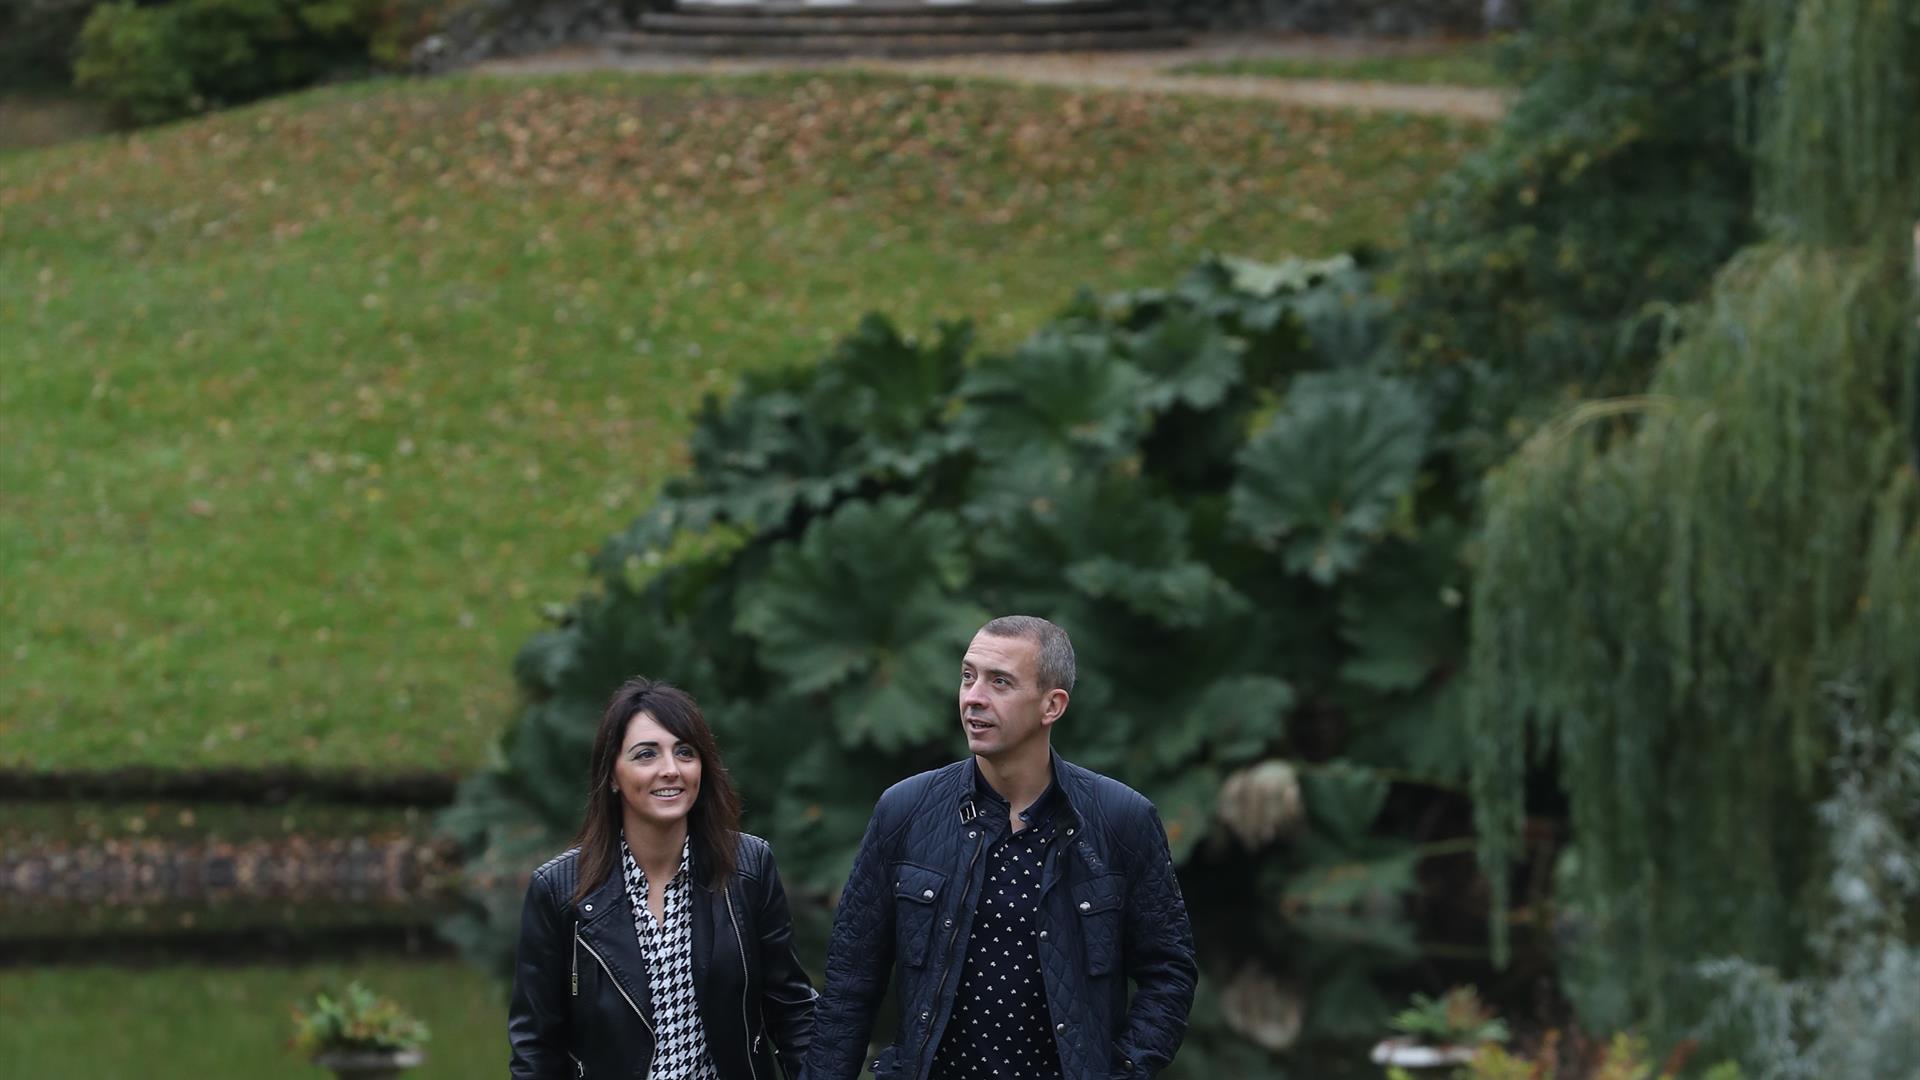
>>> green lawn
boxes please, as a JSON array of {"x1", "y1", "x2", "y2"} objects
[
  {"x1": 1, "y1": 71, "x2": 1487, "y2": 774},
  {"x1": 1175, "y1": 41, "x2": 1510, "y2": 89},
  {"x1": 0, "y1": 960, "x2": 503, "y2": 1078}
]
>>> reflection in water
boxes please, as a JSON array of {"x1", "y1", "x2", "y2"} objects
[{"x1": 5, "y1": 805, "x2": 1552, "y2": 1076}]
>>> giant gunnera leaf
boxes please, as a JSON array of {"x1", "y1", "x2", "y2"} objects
[
  {"x1": 1229, "y1": 371, "x2": 1429, "y2": 583},
  {"x1": 957, "y1": 328, "x2": 1151, "y2": 502},
  {"x1": 733, "y1": 497, "x2": 985, "y2": 751}
]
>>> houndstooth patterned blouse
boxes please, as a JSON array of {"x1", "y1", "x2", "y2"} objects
[{"x1": 621, "y1": 836, "x2": 718, "y2": 1080}]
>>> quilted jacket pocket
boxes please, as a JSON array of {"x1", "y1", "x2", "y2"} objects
[
  {"x1": 892, "y1": 861, "x2": 946, "y2": 969},
  {"x1": 1072, "y1": 874, "x2": 1125, "y2": 977}
]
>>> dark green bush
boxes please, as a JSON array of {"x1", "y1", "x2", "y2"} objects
[
  {"x1": 1, "y1": 0, "x2": 106, "y2": 89},
  {"x1": 74, "y1": 0, "x2": 379, "y2": 124},
  {"x1": 1397, "y1": 0, "x2": 1758, "y2": 450},
  {"x1": 443, "y1": 255, "x2": 1477, "y2": 1057}
]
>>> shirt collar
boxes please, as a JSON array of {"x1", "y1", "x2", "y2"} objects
[
  {"x1": 619, "y1": 833, "x2": 691, "y2": 890},
  {"x1": 971, "y1": 758, "x2": 1058, "y2": 828}
]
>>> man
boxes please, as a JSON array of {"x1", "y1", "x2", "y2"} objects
[{"x1": 805, "y1": 616, "x2": 1197, "y2": 1080}]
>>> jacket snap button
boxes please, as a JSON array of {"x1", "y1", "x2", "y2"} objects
[
  {"x1": 1067, "y1": 828, "x2": 1076, "y2": 836},
  {"x1": 1078, "y1": 901, "x2": 1091, "y2": 912},
  {"x1": 944, "y1": 918, "x2": 953, "y2": 928},
  {"x1": 1038, "y1": 930, "x2": 1049, "y2": 940},
  {"x1": 923, "y1": 889, "x2": 935, "y2": 900},
  {"x1": 968, "y1": 830, "x2": 977, "y2": 839},
  {"x1": 584, "y1": 903, "x2": 593, "y2": 912},
  {"x1": 1055, "y1": 1022, "x2": 1066, "y2": 1033}
]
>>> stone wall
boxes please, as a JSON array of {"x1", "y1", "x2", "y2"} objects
[
  {"x1": 411, "y1": 0, "x2": 634, "y2": 72},
  {"x1": 1146, "y1": 0, "x2": 1505, "y2": 36}
]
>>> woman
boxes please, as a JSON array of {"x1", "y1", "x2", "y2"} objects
[{"x1": 510, "y1": 677, "x2": 816, "y2": 1079}]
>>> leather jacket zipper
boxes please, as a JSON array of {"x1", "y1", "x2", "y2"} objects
[
  {"x1": 917, "y1": 827, "x2": 984, "y2": 1063},
  {"x1": 571, "y1": 920, "x2": 579, "y2": 997},
  {"x1": 576, "y1": 932, "x2": 656, "y2": 1039},
  {"x1": 724, "y1": 886, "x2": 760, "y2": 1080}
]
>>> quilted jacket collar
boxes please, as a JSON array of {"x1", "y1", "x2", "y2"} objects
[{"x1": 957, "y1": 747, "x2": 1083, "y2": 831}]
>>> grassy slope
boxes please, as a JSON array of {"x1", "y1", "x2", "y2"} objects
[
  {"x1": 1, "y1": 71, "x2": 1485, "y2": 774},
  {"x1": 0, "y1": 960, "x2": 502, "y2": 1078},
  {"x1": 1176, "y1": 41, "x2": 1509, "y2": 88}
]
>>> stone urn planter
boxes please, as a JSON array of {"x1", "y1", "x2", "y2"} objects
[
  {"x1": 311, "y1": 1047, "x2": 426, "y2": 1079},
  {"x1": 1370, "y1": 1035, "x2": 1481, "y2": 1070},
  {"x1": 292, "y1": 982, "x2": 430, "y2": 1080},
  {"x1": 1372, "y1": 985, "x2": 1508, "y2": 1072}
]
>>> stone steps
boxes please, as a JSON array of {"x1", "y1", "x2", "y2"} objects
[
  {"x1": 614, "y1": 2, "x2": 1183, "y2": 57},
  {"x1": 611, "y1": 28, "x2": 1184, "y2": 56},
  {"x1": 641, "y1": 11, "x2": 1156, "y2": 35}
]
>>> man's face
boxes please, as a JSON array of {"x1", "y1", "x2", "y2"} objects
[{"x1": 958, "y1": 630, "x2": 1060, "y2": 761}]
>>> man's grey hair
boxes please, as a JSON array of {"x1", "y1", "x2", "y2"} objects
[{"x1": 978, "y1": 615, "x2": 1076, "y2": 694}]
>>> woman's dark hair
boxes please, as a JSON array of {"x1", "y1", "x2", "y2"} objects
[{"x1": 572, "y1": 677, "x2": 741, "y2": 903}]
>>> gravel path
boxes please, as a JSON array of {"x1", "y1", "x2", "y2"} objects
[{"x1": 472, "y1": 34, "x2": 1512, "y2": 121}]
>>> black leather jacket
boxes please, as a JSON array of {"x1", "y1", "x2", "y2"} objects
[
  {"x1": 510, "y1": 833, "x2": 816, "y2": 1079},
  {"x1": 804, "y1": 751, "x2": 1197, "y2": 1080}
]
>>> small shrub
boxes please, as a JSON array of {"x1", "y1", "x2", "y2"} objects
[
  {"x1": 290, "y1": 981, "x2": 431, "y2": 1056},
  {"x1": 74, "y1": 0, "x2": 380, "y2": 124},
  {"x1": 1390, "y1": 985, "x2": 1511, "y2": 1047}
]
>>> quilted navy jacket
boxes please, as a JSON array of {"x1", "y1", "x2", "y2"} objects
[{"x1": 804, "y1": 750, "x2": 1197, "y2": 1080}]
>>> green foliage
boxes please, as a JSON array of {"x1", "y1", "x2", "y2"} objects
[
  {"x1": 1467, "y1": 0, "x2": 1920, "y2": 1041},
  {"x1": 74, "y1": 0, "x2": 378, "y2": 123},
  {"x1": 446, "y1": 252, "x2": 1473, "y2": 976},
  {"x1": 1398, "y1": 0, "x2": 1757, "y2": 440},
  {"x1": 0, "y1": 0, "x2": 105, "y2": 88},
  {"x1": 1472, "y1": 245, "x2": 1919, "y2": 1024},
  {"x1": 1389, "y1": 985, "x2": 1510, "y2": 1047},
  {"x1": 1230, "y1": 370, "x2": 1429, "y2": 584},
  {"x1": 1698, "y1": 712, "x2": 1920, "y2": 1080},
  {"x1": 72, "y1": 3, "x2": 196, "y2": 124},
  {"x1": 289, "y1": 980, "x2": 430, "y2": 1055},
  {"x1": 1459, "y1": 1032, "x2": 1743, "y2": 1080},
  {"x1": 1742, "y1": 0, "x2": 1920, "y2": 247}
]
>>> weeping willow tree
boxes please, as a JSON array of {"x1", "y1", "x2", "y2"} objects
[{"x1": 1467, "y1": 0, "x2": 1920, "y2": 1033}]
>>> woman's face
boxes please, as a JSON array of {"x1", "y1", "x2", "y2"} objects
[{"x1": 612, "y1": 710, "x2": 703, "y2": 832}]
